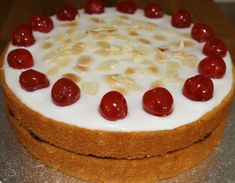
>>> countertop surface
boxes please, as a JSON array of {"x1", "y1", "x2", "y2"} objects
[{"x1": 0, "y1": 0, "x2": 235, "y2": 182}]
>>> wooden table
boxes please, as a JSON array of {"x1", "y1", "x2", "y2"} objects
[{"x1": 1, "y1": 0, "x2": 235, "y2": 62}]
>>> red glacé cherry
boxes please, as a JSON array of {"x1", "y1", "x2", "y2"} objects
[
  {"x1": 183, "y1": 75, "x2": 214, "y2": 101},
  {"x1": 51, "y1": 78, "x2": 80, "y2": 106},
  {"x1": 142, "y1": 87, "x2": 173, "y2": 116},
  {"x1": 191, "y1": 23, "x2": 214, "y2": 42},
  {"x1": 198, "y1": 55, "x2": 226, "y2": 79},
  {"x1": 19, "y1": 69, "x2": 49, "y2": 91},
  {"x1": 99, "y1": 91, "x2": 128, "y2": 121},
  {"x1": 171, "y1": 9, "x2": 192, "y2": 28},
  {"x1": 56, "y1": 4, "x2": 78, "y2": 21},
  {"x1": 7, "y1": 48, "x2": 34, "y2": 69},
  {"x1": 202, "y1": 36, "x2": 227, "y2": 57},
  {"x1": 116, "y1": 0, "x2": 137, "y2": 14},
  {"x1": 29, "y1": 15, "x2": 54, "y2": 33},
  {"x1": 144, "y1": 3, "x2": 163, "y2": 18},
  {"x1": 85, "y1": 0, "x2": 104, "y2": 14},
  {"x1": 12, "y1": 24, "x2": 35, "y2": 47}
]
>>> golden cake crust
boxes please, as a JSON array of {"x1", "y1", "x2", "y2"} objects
[
  {"x1": 7, "y1": 108, "x2": 226, "y2": 183},
  {"x1": 1, "y1": 46, "x2": 235, "y2": 159}
]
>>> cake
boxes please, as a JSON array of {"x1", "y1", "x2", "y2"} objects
[{"x1": 1, "y1": 0, "x2": 234, "y2": 182}]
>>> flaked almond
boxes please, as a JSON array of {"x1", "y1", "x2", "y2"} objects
[
  {"x1": 146, "y1": 65, "x2": 160, "y2": 76},
  {"x1": 112, "y1": 87, "x2": 128, "y2": 95},
  {"x1": 158, "y1": 46, "x2": 170, "y2": 53},
  {"x1": 73, "y1": 65, "x2": 89, "y2": 72},
  {"x1": 63, "y1": 39, "x2": 72, "y2": 46},
  {"x1": 124, "y1": 67, "x2": 145, "y2": 76},
  {"x1": 138, "y1": 38, "x2": 151, "y2": 45},
  {"x1": 145, "y1": 22, "x2": 157, "y2": 32},
  {"x1": 56, "y1": 58, "x2": 70, "y2": 68},
  {"x1": 167, "y1": 62, "x2": 180, "y2": 69},
  {"x1": 119, "y1": 15, "x2": 130, "y2": 20},
  {"x1": 63, "y1": 73, "x2": 81, "y2": 83},
  {"x1": 65, "y1": 28, "x2": 76, "y2": 35},
  {"x1": 90, "y1": 17, "x2": 106, "y2": 24},
  {"x1": 46, "y1": 67, "x2": 59, "y2": 77},
  {"x1": 173, "y1": 51, "x2": 197, "y2": 68},
  {"x1": 95, "y1": 49, "x2": 111, "y2": 56},
  {"x1": 149, "y1": 80, "x2": 164, "y2": 89},
  {"x1": 71, "y1": 43, "x2": 85, "y2": 55},
  {"x1": 128, "y1": 31, "x2": 139, "y2": 36},
  {"x1": 97, "y1": 41, "x2": 110, "y2": 50},
  {"x1": 78, "y1": 55, "x2": 93, "y2": 66},
  {"x1": 43, "y1": 51, "x2": 57, "y2": 62},
  {"x1": 54, "y1": 33, "x2": 66, "y2": 42},
  {"x1": 161, "y1": 76, "x2": 184, "y2": 85},
  {"x1": 167, "y1": 69, "x2": 178, "y2": 78},
  {"x1": 154, "y1": 35, "x2": 168, "y2": 41},
  {"x1": 60, "y1": 22, "x2": 79, "y2": 27},
  {"x1": 140, "y1": 60, "x2": 155, "y2": 66},
  {"x1": 81, "y1": 81, "x2": 99, "y2": 95},
  {"x1": 96, "y1": 60, "x2": 120, "y2": 72},
  {"x1": 131, "y1": 49, "x2": 148, "y2": 63},
  {"x1": 155, "y1": 50, "x2": 168, "y2": 63},
  {"x1": 42, "y1": 42, "x2": 52, "y2": 49},
  {"x1": 184, "y1": 41, "x2": 195, "y2": 48},
  {"x1": 104, "y1": 74, "x2": 142, "y2": 91},
  {"x1": 180, "y1": 33, "x2": 191, "y2": 39}
]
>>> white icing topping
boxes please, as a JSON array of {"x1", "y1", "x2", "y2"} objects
[{"x1": 3, "y1": 8, "x2": 233, "y2": 132}]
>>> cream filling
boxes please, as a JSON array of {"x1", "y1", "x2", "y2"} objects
[{"x1": 3, "y1": 8, "x2": 233, "y2": 131}]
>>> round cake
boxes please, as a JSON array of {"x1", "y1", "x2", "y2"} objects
[{"x1": 1, "y1": 1, "x2": 234, "y2": 182}]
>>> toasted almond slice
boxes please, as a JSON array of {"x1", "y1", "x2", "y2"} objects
[
  {"x1": 138, "y1": 38, "x2": 151, "y2": 45},
  {"x1": 104, "y1": 74, "x2": 142, "y2": 91},
  {"x1": 161, "y1": 76, "x2": 184, "y2": 85},
  {"x1": 60, "y1": 22, "x2": 79, "y2": 27},
  {"x1": 128, "y1": 31, "x2": 139, "y2": 36},
  {"x1": 155, "y1": 50, "x2": 168, "y2": 63},
  {"x1": 146, "y1": 65, "x2": 160, "y2": 76},
  {"x1": 42, "y1": 42, "x2": 52, "y2": 49},
  {"x1": 112, "y1": 87, "x2": 128, "y2": 95},
  {"x1": 145, "y1": 22, "x2": 157, "y2": 32},
  {"x1": 173, "y1": 51, "x2": 197, "y2": 68},
  {"x1": 184, "y1": 41, "x2": 195, "y2": 48},
  {"x1": 167, "y1": 62, "x2": 180, "y2": 69},
  {"x1": 56, "y1": 58, "x2": 71, "y2": 68},
  {"x1": 154, "y1": 34, "x2": 168, "y2": 41},
  {"x1": 65, "y1": 28, "x2": 76, "y2": 35},
  {"x1": 46, "y1": 67, "x2": 59, "y2": 77},
  {"x1": 95, "y1": 49, "x2": 111, "y2": 56},
  {"x1": 96, "y1": 60, "x2": 120, "y2": 72},
  {"x1": 63, "y1": 39, "x2": 72, "y2": 46},
  {"x1": 71, "y1": 43, "x2": 85, "y2": 55},
  {"x1": 158, "y1": 46, "x2": 170, "y2": 53},
  {"x1": 124, "y1": 67, "x2": 146, "y2": 76},
  {"x1": 77, "y1": 55, "x2": 93, "y2": 66},
  {"x1": 97, "y1": 41, "x2": 111, "y2": 49},
  {"x1": 167, "y1": 69, "x2": 178, "y2": 78},
  {"x1": 119, "y1": 15, "x2": 130, "y2": 20},
  {"x1": 131, "y1": 49, "x2": 148, "y2": 63},
  {"x1": 54, "y1": 33, "x2": 66, "y2": 42},
  {"x1": 180, "y1": 33, "x2": 191, "y2": 39},
  {"x1": 140, "y1": 60, "x2": 155, "y2": 66},
  {"x1": 63, "y1": 73, "x2": 81, "y2": 83},
  {"x1": 43, "y1": 51, "x2": 57, "y2": 62},
  {"x1": 149, "y1": 80, "x2": 164, "y2": 89},
  {"x1": 81, "y1": 81, "x2": 99, "y2": 95},
  {"x1": 73, "y1": 65, "x2": 89, "y2": 72},
  {"x1": 90, "y1": 17, "x2": 106, "y2": 24}
]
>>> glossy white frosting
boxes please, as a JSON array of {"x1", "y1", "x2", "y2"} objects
[{"x1": 3, "y1": 8, "x2": 233, "y2": 131}]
